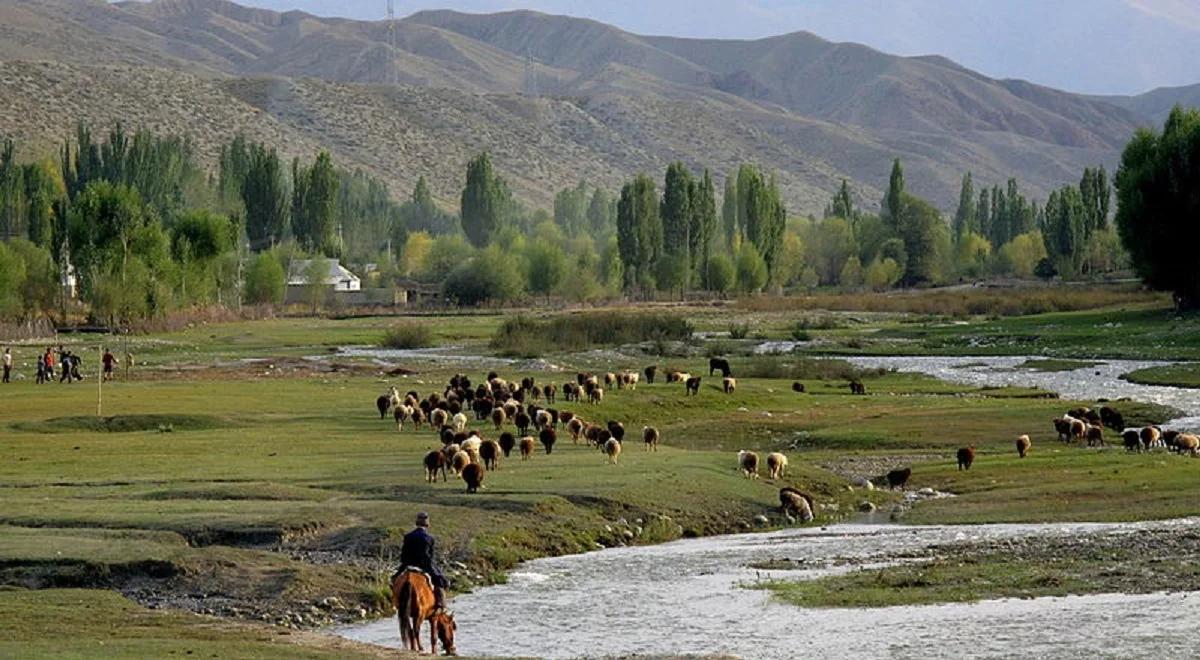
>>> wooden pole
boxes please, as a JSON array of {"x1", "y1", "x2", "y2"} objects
[{"x1": 97, "y1": 343, "x2": 103, "y2": 417}]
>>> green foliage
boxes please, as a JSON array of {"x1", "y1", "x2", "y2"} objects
[
  {"x1": 690, "y1": 170, "x2": 717, "y2": 285},
  {"x1": 553, "y1": 180, "x2": 589, "y2": 235},
  {"x1": 616, "y1": 174, "x2": 660, "y2": 293},
  {"x1": 402, "y1": 176, "x2": 456, "y2": 235},
  {"x1": 660, "y1": 161, "x2": 693, "y2": 261},
  {"x1": 1043, "y1": 184, "x2": 1086, "y2": 276},
  {"x1": 423, "y1": 233, "x2": 474, "y2": 282},
  {"x1": 999, "y1": 231, "x2": 1048, "y2": 278},
  {"x1": 885, "y1": 158, "x2": 904, "y2": 225},
  {"x1": 0, "y1": 139, "x2": 26, "y2": 240},
  {"x1": 240, "y1": 142, "x2": 288, "y2": 250},
  {"x1": 442, "y1": 245, "x2": 524, "y2": 306},
  {"x1": 838, "y1": 255, "x2": 863, "y2": 289},
  {"x1": 301, "y1": 257, "x2": 330, "y2": 313},
  {"x1": 291, "y1": 152, "x2": 340, "y2": 257},
  {"x1": 864, "y1": 257, "x2": 902, "y2": 291},
  {"x1": 728, "y1": 321, "x2": 751, "y2": 339},
  {"x1": 655, "y1": 252, "x2": 689, "y2": 296},
  {"x1": 897, "y1": 193, "x2": 947, "y2": 285},
  {"x1": 824, "y1": 179, "x2": 855, "y2": 221},
  {"x1": 737, "y1": 164, "x2": 786, "y2": 277},
  {"x1": 0, "y1": 240, "x2": 27, "y2": 317},
  {"x1": 735, "y1": 242, "x2": 768, "y2": 293},
  {"x1": 1116, "y1": 106, "x2": 1200, "y2": 307},
  {"x1": 381, "y1": 322, "x2": 433, "y2": 349},
  {"x1": 586, "y1": 186, "x2": 614, "y2": 234},
  {"x1": 525, "y1": 241, "x2": 567, "y2": 299},
  {"x1": 953, "y1": 172, "x2": 976, "y2": 240},
  {"x1": 806, "y1": 217, "x2": 856, "y2": 285},
  {"x1": 705, "y1": 254, "x2": 735, "y2": 294},
  {"x1": 460, "y1": 152, "x2": 509, "y2": 248},
  {"x1": 954, "y1": 232, "x2": 992, "y2": 279},
  {"x1": 490, "y1": 311, "x2": 692, "y2": 356},
  {"x1": 721, "y1": 173, "x2": 738, "y2": 248},
  {"x1": 243, "y1": 252, "x2": 285, "y2": 305}
]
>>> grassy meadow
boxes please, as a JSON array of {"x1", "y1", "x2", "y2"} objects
[{"x1": 2, "y1": 287, "x2": 1198, "y2": 655}]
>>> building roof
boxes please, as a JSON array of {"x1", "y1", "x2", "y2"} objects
[{"x1": 286, "y1": 259, "x2": 360, "y2": 286}]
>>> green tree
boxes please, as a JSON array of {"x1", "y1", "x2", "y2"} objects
[
  {"x1": 1043, "y1": 185, "x2": 1086, "y2": 277},
  {"x1": 443, "y1": 245, "x2": 524, "y2": 305},
  {"x1": 1115, "y1": 107, "x2": 1200, "y2": 307},
  {"x1": 897, "y1": 194, "x2": 947, "y2": 285},
  {"x1": 242, "y1": 143, "x2": 288, "y2": 250},
  {"x1": 291, "y1": 152, "x2": 339, "y2": 257},
  {"x1": 616, "y1": 174, "x2": 660, "y2": 293},
  {"x1": 999, "y1": 231, "x2": 1048, "y2": 278},
  {"x1": 721, "y1": 173, "x2": 738, "y2": 248},
  {"x1": 976, "y1": 188, "x2": 991, "y2": 244},
  {"x1": 68, "y1": 181, "x2": 149, "y2": 288},
  {"x1": 838, "y1": 255, "x2": 864, "y2": 289},
  {"x1": 423, "y1": 234, "x2": 475, "y2": 282},
  {"x1": 525, "y1": 242, "x2": 567, "y2": 302},
  {"x1": 655, "y1": 252, "x2": 690, "y2": 298},
  {"x1": 0, "y1": 139, "x2": 26, "y2": 240},
  {"x1": 825, "y1": 179, "x2": 855, "y2": 221},
  {"x1": 586, "y1": 187, "x2": 613, "y2": 234},
  {"x1": 460, "y1": 152, "x2": 508, "y2": 248},
  {"x1": 1080, "y1": 166, "x2": 1111, "y2": 235},
  {"x1": 885, "y1": 158, "x2": 904, "y2": 225},
  {"x1": 864, "y1": 257, "x2": 902, "y2": 291},
  {"x1": 301, "y1": 257, "x2": 329, "y2": 314},
  {"x1": 0, "y1": 240, "x2": 27, "y2": 318},
  {"x1": 6, "y1": 239, "x2": 57, "y2": 320},
  {"x1": 689, "y1": 170, "x2": 717, "y2": 285},
  {"x1": 808, "y1": 217, "x2": 856, "y2": 285},
  {"x1": 705, "y1": 254, "x2": 735, "y2": 295},
  {"x1": 660, "y1": 162, "x2": 693, "y2": 289},
  {"x1": 553, "y1": 180, "x2": 589, "y2": 236},
  {"x1": 735, "y1": 242, "x2": 767, "y2": 293},
  {"x1": 244, "y1": 252, "x2": 285, "y2": 305},
  {"x1": 798, "y1": 266, "x2": 820, "y2": 291},
  {"x1": 952, "y1": 172, "x2": 976, "y2": 241},
  {"x1": 954, "y1": 231, "x2": 992, "y2": 279}
]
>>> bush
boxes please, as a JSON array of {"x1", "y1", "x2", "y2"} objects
[
  {"x1": 490, "y1": 311, "x2": 693, "y2": 357},
  {"x1": 736, "y1": 244, "x2": 768, "y2": 293},
  {"x1": 728, "y1": 322, "x2": 751, "y2": 339},
  {"x1": 705, "y1": 255, "x2": 735, "y2": 294},
  {"x1": 443, "y1": 246, "x2": 525, "y2": 306},
  {"x1": 790, "y1": 326, "x2": 812, "y2": 342},
  {"x1": 381, "y1": 322, "x2": 433, "y2": 349},
  {"x1": 243, "y1": 252, "x2": 285, "y2": 305}
]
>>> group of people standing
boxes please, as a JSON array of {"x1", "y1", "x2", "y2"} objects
[{"x1": 1, "y1": 346, "x2": 123, "y2": 384}]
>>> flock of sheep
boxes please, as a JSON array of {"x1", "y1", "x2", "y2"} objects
[{"x1": 1050, "y1": 405, "x2": 1200, "y2": 455}]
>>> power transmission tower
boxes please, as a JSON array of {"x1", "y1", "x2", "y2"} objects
[
  {"x1": 386, "y1": 0, "x2": 397, "y2": 86},
  {"x1": 524, "y1": 48, "x2": 537, "y2": 96}
]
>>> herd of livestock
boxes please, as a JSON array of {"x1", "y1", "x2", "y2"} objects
[{"x1": 371, "y1": 357, "x2": 1198, "y2": 528}]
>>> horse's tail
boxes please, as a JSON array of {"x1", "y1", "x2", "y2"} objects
[{"x1": 394, "y1": 575, "x2": 414, "y2": 649}]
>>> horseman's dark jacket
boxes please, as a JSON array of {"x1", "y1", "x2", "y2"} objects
[{"x1": 400, "y1": 527, "x2": 445, "y2": 585}]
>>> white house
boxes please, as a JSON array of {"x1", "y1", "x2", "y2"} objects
[{"x1": 286, "y1": 259, "x2": 361, "y2": 292}]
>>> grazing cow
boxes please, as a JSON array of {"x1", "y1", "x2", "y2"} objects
[
  {"x1": 606, "y1": 421, "x2": 626, "y2": 442},
  {"x1": 737, "y1": 450, "x2": 759, "y2": 478},
  {"x1": 886, "y1": 467, "x2": 912, "y2": 490},
  {"x1": 644, "y1": 365, "x2": 658, "y2": 384},
  {"x1": 791, "y1": 382, "x2": 806, "y2": 393},
  {"x1": 604, "y1": 438, "x2": 622, "y2": 464},
  {"x1": 519, "y1": 436, "x2": 535, "y2": 460},
  {"x1": 709, "y1": 357, "x2": 732, "y2": 378},
  {"x1": 723, "y1": 377, "x2": 736, "y2": 394},
  {"x1": 1016, "y1": 434, "x2": 1031, "y2": 458},
  {"x1": 479, "y1": 440, "x2": 501, "y2": 471},
  {"x1": 766, "y1": 452, "x2": 788, "y2": 479},
  {"x1": 643, "y1": 426, "x2": 660, "y2": 451},
  {"x1": 424, "y1": 450, "x2": 447, "y2": 483},
  {"x1": 957, "y1": 446, "x2": 975, "y2": 470},
  {"x1": 539, "y1": 427, "x2": 557, "y2": 454},
  {"x1": 779, "y1": 487, "x2": 815, "y2": 523},
  {"x1": 685, "y1": 376, "x2": 701, "y2": 396},
  {"x1": 498, "y1": 432, "x2": 516, "y2": 457},
  {"x1": 1085, "y1": 424, "x2": 1105, "y2": 447},
  {"x1": 1099, "y1": 406, "x2": 1125, "y2": 430},
  {"x1": 461, "y1": 463, "x2": 484, "y2": 493},
  {"x1": 1123, "y1": 429, "x2": 1141, "y2": 452}
]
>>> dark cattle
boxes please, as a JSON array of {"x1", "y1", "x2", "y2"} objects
[
  {"x1": 685, "y1": 376, "x2": 701, "y2": 396},
  {"x1": 791, "y1": 382, "x2": 806, "y2": 393},
  {"x1": 461, "y1": 463, "x2": 484, "y2": 493},
  {"x1": 606, "y1": 421, "x2": 626, "y2": 442},
  {"x1": 886, "y1": 467, "x2": 912, "y2": 490},
  {"x1": 644, "y1": 365, "x2": 658, "y2": 384},
  {"x1": 424, "y1": 451, "x2": 447, "y2": 483},
  {"x1": 595, "y1": 428, "x2": 612, "y2": 449},
  {"x1": 1084, "y1": 409, "x2": 1102, "y2": 426},
  {"x1": 1123, "y1": 429, "x2": 1141, "y2": 452},
  {"x1": 1163, "y1": 429, "x2": 1181, "y2": 450},
  {"x1": 499, "y1": 432, "x2": 516, "y2": 457},
  {"x1": 376, "y1": 396, "x2": 392, "y2": 419},
  {"x1": 545, "y1": 408, "x2": 559, "y2": 428},
  {"x1": 956, "y1": 447, "x2": 975, "y2": 470},
  {"x1": 539, "y1": 427, "x2": 557, "y2": 455},
  {"x1": 709, "y1": 358, "x2": 732, "y2": 377}
]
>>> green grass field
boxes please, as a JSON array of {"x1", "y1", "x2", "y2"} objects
[
  {"x1": 2, "y1": 296, "x2": 1198, "y2": 656},
  {"x1": 1121, "y1": 362, "x2": 1200, "y2": 388}
]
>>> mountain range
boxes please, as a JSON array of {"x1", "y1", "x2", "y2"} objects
[{"x1": 1, "y1": 0, "x2": 1196, "y2": 215}]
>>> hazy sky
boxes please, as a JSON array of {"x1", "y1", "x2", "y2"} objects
[{"x1": 173, "y1": 1, "x2": 1200, "y2": 94}]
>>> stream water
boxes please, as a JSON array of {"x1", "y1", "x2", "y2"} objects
[
  {"x1": 335, "y1": 518, "x2": 1200, "y2": 659},
  {"x1": 334, "y1": 354, "x2": 1200, "y2": 658}
]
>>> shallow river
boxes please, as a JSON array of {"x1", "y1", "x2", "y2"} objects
[
  {"x1": 335, "y1": 354, "x2": 1200, "y2": 658},
  {"x1": 847, "y1": 355, "x2": 1200, "y2": 430},
  {"x1": 335, "y1": 518, "x2": 1200, "y2": 659}
]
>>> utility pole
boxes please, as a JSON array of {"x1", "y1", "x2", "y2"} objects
[{"x1": 387, "y1": 0, "x2": 397, "y2": 86}]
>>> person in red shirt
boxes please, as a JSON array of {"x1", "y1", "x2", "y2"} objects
[{"x1": 102, "y1": 349, "x2": 116, "y2": 381}]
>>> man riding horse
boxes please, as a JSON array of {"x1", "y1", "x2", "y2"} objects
[{"x1": 397, "y1": 511, "x2": 448, "y2": 612}]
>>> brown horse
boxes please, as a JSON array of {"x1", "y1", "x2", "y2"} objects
[{"x1": 391, "y1": 570, "x2": 457, "y2": 655}]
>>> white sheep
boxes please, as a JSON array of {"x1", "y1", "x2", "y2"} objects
[
  {"x1": 604, "y1": 438, "x2": 622, "y2": 464},
  {"x1": 766, "y1": 452, "x2": 787, "y2": 479},
  {"x1": 451, "y1": 412, "x2": 468, "y2": 433}
]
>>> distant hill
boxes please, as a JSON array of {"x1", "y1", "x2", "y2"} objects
[
  {"x1": 1099, "y1": 83, "x2": 1200, "y2": 125},
  {"x1": 0, "y1": 0, "x2": 1182, "y2": 214}
]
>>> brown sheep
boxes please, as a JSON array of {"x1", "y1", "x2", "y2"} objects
[
  {"x1": 1016, "y1": 434, "x2": 1031, "y2": 458},
  {"x1": 685, "y1": 376, "x2": 701, "y2": 396},
  {"x1": 559, "y1": 411, "x2": 575, "y2": 426},
  {"x1": 431, "y1": 408, "x2": 449, "y2": 430},
  {"x1": 542, "y1": 384, "x2": 556, "y2": 404},
  {"x1": 498, "y1": 432, "x2": 516, "y2": 457},
  {"x1": 957, "y1": 446, "x2": 975, "y2": 470},
  {"x1": 394, "y1": 405, "x2": 410, "y2": 432},
  {"x1": 886, "y1": 467, "x2": 911, "y2": 490},
  {"x1": 519, "y1": 436, "x2": 535, "y2": 460},
  {"x1": 567, "y1": 417, "x2": 585, "y2": 443},
  {"x1": 479, "y1": 440, "x2": 501, "y2": 471},
  {"x1": 514, "y1": 411, "x2": 532, "y2": 436},
  {"x1": 1053, "y1": 417, "x2": 1073, "y2": 442},
  {"x1": 643, "y1": 425, "x2": 660, "y2": 451},
  {"x1": 1085, "y1": 424, "x2": 1105, "y2": 447},
  {"x1": 723, "y1": 377, "x2": 736, "y2": 394},
  {"x1": 1069, "y1": 418, "x2": 1087, "y2": 442},
  {"x1": 410, "y1": 408, "x2": 425, "y2": 431},
  {"x1": 451, "y1": 450, "x2": 471, "y2": 476},
  {"x1": 1123, "y1": 429, "x2": 1141, "y2": 452},
  {"x1": 491, "y1": 407, "x2": 507, "y2": 431},
  {"x1": 737, "y1": 450, "x2": 759, "y2": 478},
  {"x1": 779, "y1": 487, "x2": 814, "y2": 523},
  {"x1": 461, "y1": 463, "x2": 484, "y2": 493},
  {"x1": 424, "y1": 450, "x2": 447, "y2": 483},
  {"x1": 589, "y1": 387, "x2": 604, "y2": 405},
  {"x1": 766, "y1": 452, "x2": 788, "y2": 479},
  {"x1": 1175, "y1": 434, "x2": 1200, "y2": 456},
  {"x1": 1140, "y1": 426, "x2": 1161, "y2": 451},
  {"x1": 605, "y1": 372, "x2": 617, "y2": 388},
  {"x1": 539, "y1": 427, "x2": 557, "y2": 454},
  {"x1": 604, "y1": 438, "x2": 622, "y2": 464}
]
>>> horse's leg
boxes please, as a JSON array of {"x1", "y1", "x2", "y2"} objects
[
  {"x1": 430, "y1": 618, "x2": 438, "y2": 655},
  {"x1": 414, "y1": 614, "x2": 425, "y2": 653}
]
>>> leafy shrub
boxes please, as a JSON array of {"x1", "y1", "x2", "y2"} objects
[
  {"x1": 381, "y1": 322, "x2": 433, "y2": 349},
  {"x1": 728, "y1": 322, "x2": 751, "y2": 339},
  {"x1": 491, "y1": 312, "x2": 693, "y2": 357}
]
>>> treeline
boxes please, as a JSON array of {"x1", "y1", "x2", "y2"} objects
[{"x1": 0, "y1": 120, "x2": 1127, "y2": 323}]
